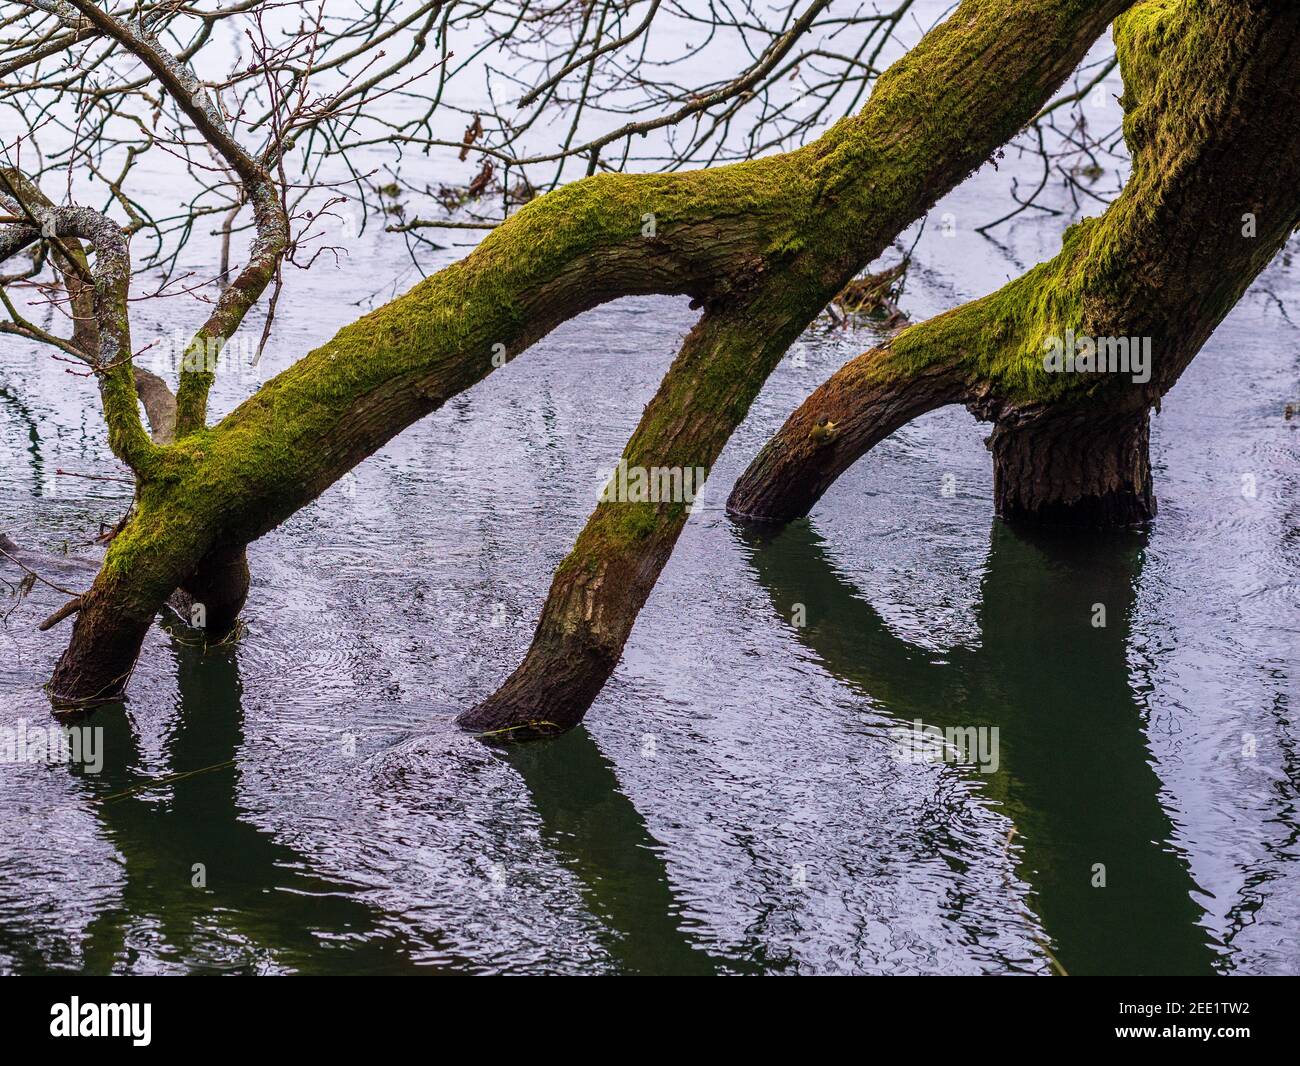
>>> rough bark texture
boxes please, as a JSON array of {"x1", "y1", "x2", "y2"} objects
[
  {"x1": 460, "y1": 285, "x2": 822, "y2": 735},
  {"x1": 132, "y1": 367, "x2": 179, "y2": 445},
  {"x1": 1, "y1": 164, "x2": 244, "y2": 648},
  {"x1": 175, "y1": 544, "x2": 252, "y2": 636},
  {"x1": 990, "y1": 409, "x2": 1155, "y2": 526},
  {"x1": 729, "y1": 0, "x2": 1300, "y2": 532},
  {"x1": 48, "y1": 0, "x2": 1132, "y2": 708}
]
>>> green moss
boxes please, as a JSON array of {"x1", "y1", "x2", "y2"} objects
[
  {"x1": 77, "y1": 0, "x2": 1140, "y2": 676},
  {"x1": 120, "y1": 0, "x2": 1126, "y2": 536},
  {"x1": 858, "y1": 0, "x2": 1243, "y2": 410}
]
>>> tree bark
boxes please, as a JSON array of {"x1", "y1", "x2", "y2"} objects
[
  {"x1": 172, "y1": 544, "x2": 252, "y2": 636},
  {"x1": 990, "y1": 409, "x2": 1154, "y2": 527},
  {"x1": 459, "y1": 286, "x2": 821, "y2": 735},
  {"x1": 457, "y1": 0, "x2": 1143, "y2": 733},
  {"x1": 43, "y1": 2, "x2": 1128, "y2": 717},
  {"x1": 726, "y1": 339, "x2": 971, "y2": 524},
  {"x1": 730, "y1": 0, "x2": 1300, "y2": 535},
  {"x1": 48, "y1": 0, "x2": 1132, "y2": 708},
  {"x1": 132, "y1": 367, "x2": 178, "y2": 445}
]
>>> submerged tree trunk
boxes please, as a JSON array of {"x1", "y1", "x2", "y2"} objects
[
  {"x1": 459, "y1": 286, "x2": 823, "y2": 735},
  {"x1": 1, "y1": 166, "x2": 243, "y2": 669},
  {"x1": 47, "y1": 0, "x2": 1132, "y2": 709},
  {"x1": 989, "y1": 409, "x2": 1154, "y2": 527},
  {"x1": 730, "y1": 0, "x2": 1300, "y2": 537},
  {"x1": 173, "y1": 544, "x2": 252, "y2": 635},
  {"x1": 456, "y1": 1, "x2": 1140, "y2": 735}
]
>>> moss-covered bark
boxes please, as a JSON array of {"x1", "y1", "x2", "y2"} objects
[
  {"x1": 458, "y1": 0, "x2": 1139, "y2": 733},
  {"x1": 730, "y1": 0, "x2": 1300, "y2": 527},
  {"x1": 51, "y1": 0, "x2": 1131, "y2": 709},
  {"x1": 459, "y1": 280, "x2": 824, "y2": 735}
]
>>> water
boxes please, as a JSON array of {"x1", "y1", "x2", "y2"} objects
[{"x1": 2, "y1": 17, "x2": 1298, "y2": 976}]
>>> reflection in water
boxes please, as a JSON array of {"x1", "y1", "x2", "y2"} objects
[
  {"x1": 742, "y1": 518, "x2": 1220, "y2": 975},
  {"x1": 39, "y1": 618, "x2": 726, "y2": 974},
  {"x1": 76, "y1": 623, "x2": 422, "y2": 975},
  {"x1": 1, "y1": 0, "x2": 1293, "y2": 972},
  {"x1": 0, "y1": 385, "x2": 44, "y2": 499},
  {"x1": 505, "y1": 729, "x2": 750, "y2": 974}
]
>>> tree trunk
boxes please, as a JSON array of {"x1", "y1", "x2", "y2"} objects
[
  {"x1": 730, "y1": 0, "x2": 1300, "y2": 544},
  {"x1": 48, "y1": 599, "x2": 158, "y2": 709},
  {"x1": 45, "y1": 0, "x2": 1131, "y2": 711},
  {"x1": 459, "y1": 289, "x2": 819, "y2": 735},
  {"x1": 727, "y1": 340, "x2": 971, "y2": 524},
  {"x1": 49, "y1": 540, "x2": 250, "y2": 705},
  {"x1": 48, "y1": 485, "x2": 218, "y2": 705},
  {"x1": 173, "y1": 544, "x2": 252, "y2": 636},
  {"x1": 990, "y1": 408, "x2": 1155, "y2": 527}
]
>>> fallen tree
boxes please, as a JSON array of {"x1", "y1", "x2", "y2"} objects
[
  {"x1": 1, "y1": 0, "x2": 1131, "y2": 713},
  {"x1": 728, "y1": 0, "x2": 1300, "y2": 530},
  {"x1": 463, "y1": 0, "x2": 1300, "y2": 734}
]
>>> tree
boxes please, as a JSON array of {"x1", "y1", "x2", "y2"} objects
[
  {"x1": 2, "y1": 0, "x2": 1295, "y2": 742},
  {"x1": 728, "y1": 0, "x2": 1300, "y2": 529}
]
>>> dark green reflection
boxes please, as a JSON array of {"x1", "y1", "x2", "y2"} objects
[
  {"x1": 743, "y1": 518, "x2": 1219, "y2": 976},
  {"x1": 77, "y1": 623, "x2": 427, "y2": 974},
  {"x1": 506, "y1": 727, "x2": 752, "y2": 974},
  {"x1": 71, "y1": 621, "x2": 731, "y2": 974},
  {"x1": 0, "y1": 383, "x2": 45, "y2": 498}
]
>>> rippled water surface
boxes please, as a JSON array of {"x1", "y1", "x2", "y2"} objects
[{"x1": 2, "y1": 49, "x2": 1299, "y2": 975}]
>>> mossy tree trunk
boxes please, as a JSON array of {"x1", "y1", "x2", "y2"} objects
[
  {"x1": 458, "y1": 283, "x2": 824, "y2": 735},
  {"x1": 48, "y1": 0, "x2": 1132, "y2": 709},
  {"x1": 730, "y1": 0, "x2": 1300, "y2": 534}
]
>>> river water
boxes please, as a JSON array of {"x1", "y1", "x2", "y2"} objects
[{"x1": 1, "y1": 11, "x2": 1298, "y2": 975}]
